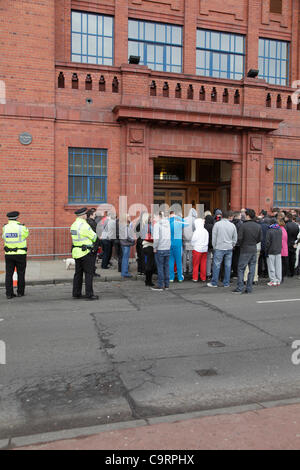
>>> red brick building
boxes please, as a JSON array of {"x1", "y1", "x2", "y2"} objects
[{"x1": 1, "y1": 0, "x2": 300, "y2": 232}]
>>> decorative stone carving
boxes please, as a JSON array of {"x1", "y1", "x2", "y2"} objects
[
  {"x1": 129, "y1": 128, "x2": 144, "y2": 144},
  {"x1": 249, "y1": 153, "x2": 260, "y2": 162},
  {"x1": 128, "y1": 147, "x2": 143, "y2": 156},
  {"x1": 250, "y1": 137, "x2": 262, "y2": 152},
  {"x1": 131, "y1": 0, "x2": 180, "y2": 11},
  {"x1": 200, "y1": 0, "x2": 244, "y2": 21}
]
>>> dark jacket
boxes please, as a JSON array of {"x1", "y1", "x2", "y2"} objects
[
  {"x1": 87, "y1": 217, "x2": 100, "y2": 250},
  {"x1": 204, "y1": 215, "x2": 214, "y2": 250},
  {"x1": 265, "y1": 224, "x2": 282, "y2": 256},
  {"x1": 259, "y1": 218, "x2": 271, "y2": 253},
  {"x1": 285, "y1": 221, "x2": 299, "y2": 248},
  {"x1": 231, "y1": 218, "x2": 243, "y2": 246},
  {"x1": 238, "y1": 220, "x2": 262, "y2": 254},
  {"x1": 87, "y1": 217, "x2": 97, "y2": 232}
]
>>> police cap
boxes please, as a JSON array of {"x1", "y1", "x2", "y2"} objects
[
  {"x1": 7, "y1": 211, "x2": 20, "y2": 220},
  {"x1": 74, "y1": 207, "x2": 88, "y2": 216}
]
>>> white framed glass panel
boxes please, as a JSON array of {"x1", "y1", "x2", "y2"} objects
[
  {"x1": 128, "y1": 20, "x2": 139, "y2": 39},
  {"x1": 156, "y1": 24, "x2": 165, "y2": 43},
  {"x1": 88, "y1": 36, "x2": 97, "y2": 55},
  {"x1": 197, "y1": 29, "x2": 245, "y2": 79},
  {"x1": 104, "y1": 16, "x2": 113, "y2": 36},
  {"x1": 156, "y1": 45, "x2": 164, "y2": 63},
  {"x1": 103, "y1": 58, "x2": 113, "y2": 65},
  {"x1": 147, "y1": 45, "x2": 155, "y2": 62},
  {"x1": 211, "y1": 32, "x2": 219, "y2": 50},
  {"x1": 128, "y1": 19, "x2": 182, "y2": 72},
  {"x1": 72, "y1": 33, "x2": 81, "y2": 54},
  {"x1": 71, "y1": 11, "x2": 114, "y2": 64},
  {"x1": 197, "y1": 30, "x2": 205, "y2": 48},
  {"x1": 72, "y1": 12, "x2": 81, "y2": 32},
  {"x1": 259, "y1": 38, "x2": 289, "y2": 85},
  {"x1": 82, "y1": 14, "x2": 87, "y2": 33},
  {"x1": 172, "y1": 46, "x2": 181, "y2": 66},
  {"x1": 221, "y1": 33, "x2": 230, "y2": 51},
  {"x1": 88, "y1": 14, "x2": 97, "y2": 34},
  {"x1": 235, "y1": 36, "x2": 244, "y2": 53},
  {"x1": 82, "y1": 35, "x2": 87, "y2": 54},
  {"x1": 104, "y1": 37, "x2": 112, "y2": 58},
  {"x1": 145, "y1": 22, "x2": 155, "y2": 42},
  {"x1": 172, "y1": 26, "x2": 182, "y2": 45},
  {"x1": 98, "y1": 16, "x2": 103, "y2": 35}
]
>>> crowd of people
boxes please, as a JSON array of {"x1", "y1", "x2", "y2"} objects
[
  {"x1": 3, "y1": 206, "x2": 300, "y2": 300},
  {"x1": 87, "y1": 205, "x2": 300, "y2": 294}
]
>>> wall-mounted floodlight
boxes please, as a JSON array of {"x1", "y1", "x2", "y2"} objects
[{"x1": 129, "y1": 55, "x2": 140, "y2": 65}]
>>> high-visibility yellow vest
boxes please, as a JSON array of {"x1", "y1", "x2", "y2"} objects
[
  {"x1": 2, "y1": 221, "x2": 29, "y2": 255},
  {"x1": 70, "y1": 218, "x2": 97, "y2": 259}
]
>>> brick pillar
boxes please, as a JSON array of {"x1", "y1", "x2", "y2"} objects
[
  {"x1": 114, "y1": 0, "x2": 128, "y2": 66},
  {"x1": 246, "y1": 0, "x2": 260, "y2": 73},
  {"x1": 290, "y1": 0, "x2": 299, "y2": 84},
  {"x1": 123, "y1": 123, "x2": 153, "y2": 212},
  {"x1": 231, "y1": 162, "x2": 242, "y2": 211},
  {"x1": 183, "y1": 0, "x2": 197, "y2": 75}
]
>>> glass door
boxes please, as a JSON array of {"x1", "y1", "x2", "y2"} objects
[{"x1": 154, "y1": 189, "x2": 186, "y2": 213}]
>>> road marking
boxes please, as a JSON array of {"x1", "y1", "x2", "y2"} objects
[{"x1": 257, "y1": 299, "x2": 300, "y2": 304}]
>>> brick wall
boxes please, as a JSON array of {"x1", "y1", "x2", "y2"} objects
[{"x1": 0, "y1": 0, "x2": 56, "y2": 235}]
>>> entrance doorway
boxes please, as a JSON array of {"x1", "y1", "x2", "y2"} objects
[
  {"x1": 153, "y1": 157, "x2": 231, "y2": 212},
  {"x1": 154, "y1": 189, "x2": 186, "y2": 211},
  {"x1": 198, "y1": 191, "x2": 216, "y2": 212}
]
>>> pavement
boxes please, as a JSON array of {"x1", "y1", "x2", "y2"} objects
[
  {"x1": 12, "y1": 400, "x2": 300, "y2": 450},
  {"x1": 0, "y1": 258, "x2": 135, "y2": 286}
]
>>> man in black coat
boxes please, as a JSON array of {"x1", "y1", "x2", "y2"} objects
[
  {"x1": 285, "y1": 213, "x2": 300, "y2": 277},
  {"x1": 230, "y1": 211, "x2": 243, "y2": 278},
  {"x1": 232, "y1": 209, "x2": 262, "y2": 294}
]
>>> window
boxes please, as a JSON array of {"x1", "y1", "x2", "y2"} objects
[
  {"x1": 128, "y1": 19, "x2": 182, "y2": 73},
  {"x1": 258, "y1": 38, "x2": 289, "y2": 85},
  {"x1": 71, "y1": 11, "x2": 113, "y2": 65},
  {"x1": 196, "y1": 29, "x2": 245, "y2": 80},
  {"x1": 270, "y1": 0, "x2": 282, "y2": 14},
  {"x1": 154, "y1": 157, "x2": 186, "y2": 181},
  {"x1": 68, "y1": 148, "x2": 107, "y2": 204},
  {"x1": 274, "y1": 159, "x2": 300, "y2": 207}
]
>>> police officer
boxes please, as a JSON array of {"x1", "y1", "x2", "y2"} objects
[
  {"x1": 71, "y1": 208, "x2": 99, "y2": 300},
  {"x1": 2, "y1": 211, "x2": 29, "y2": 299}
]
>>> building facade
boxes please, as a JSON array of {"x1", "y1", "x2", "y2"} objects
[{"x1": 1, "y1": 0, "x2": 300, "y2": 233}]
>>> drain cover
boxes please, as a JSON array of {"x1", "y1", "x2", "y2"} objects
[
  {"x1": 196, "y1": 369, "x2": 218, "y2": 377},
  {"x1": 208, "y1": 341, "x2": 226, "y2": 348}
]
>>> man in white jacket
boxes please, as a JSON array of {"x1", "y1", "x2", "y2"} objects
[{"x1": 191, "y1": 219, "x2": 209, "y2": 282}]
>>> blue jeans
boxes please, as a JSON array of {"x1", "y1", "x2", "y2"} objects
[
  {"x1": 121, "y1": 246, "x2": 131, "y2": 277},
  {"x1": 169, "y1": 244, "x2": 184, "y2": 281},
  {"x1": 155, "y1": 250, "x2": 170, "y2": 288},
  {"x1": 211, "y1": 249, "x2": 233, "y2": 287},
  {"x1": 237, "y1": 252, "x2": 257, "y2": 292}
]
